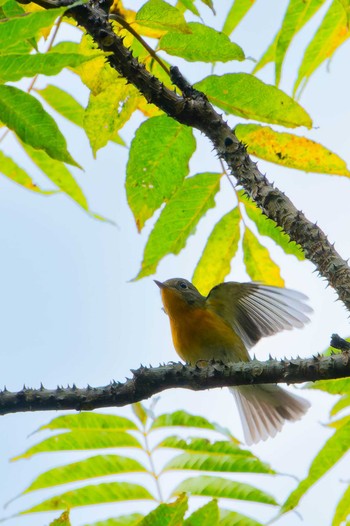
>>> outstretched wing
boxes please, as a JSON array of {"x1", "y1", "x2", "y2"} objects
[{"x1": 206, "y1": 282, "x2": 312, "y2": 349}]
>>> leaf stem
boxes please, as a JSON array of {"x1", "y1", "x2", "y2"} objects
[
  {"x1": 109, "y1": 13, "x2": 170, "y2": 77},
  {"x1": 142, "y1": 429, "x2": 164, "y2": 503},
  {"x1": 27, "y1": 15, "x2": 63, "y2": 93}
]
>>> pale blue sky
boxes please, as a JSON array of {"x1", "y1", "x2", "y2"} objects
[{"x1": 1, "y1": 1, "x2": 350, "y2": 525}]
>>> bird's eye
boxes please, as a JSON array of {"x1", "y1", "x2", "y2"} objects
[{"x1": 179, "y1": 281, "x2": 188, "y2": 289}]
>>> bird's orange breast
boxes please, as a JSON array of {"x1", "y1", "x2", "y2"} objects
[{"x1": 161, "y1": 287, "x2": 248, "y2": 364}]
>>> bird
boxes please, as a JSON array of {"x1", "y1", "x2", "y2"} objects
[{"x1": 154, "y1": 278, "x2": 312, "y2": 445}]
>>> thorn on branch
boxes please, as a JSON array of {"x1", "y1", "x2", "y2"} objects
[{"x1": 169, "y1": 66, "x2": 206, "y2": 100}]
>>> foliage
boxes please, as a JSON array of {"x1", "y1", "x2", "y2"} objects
[
  {"x1": 2, "y1": 0, "x2": 350, "y2": 524},
  {"x1": 273, "y1": 338, "x2": 350, "y2": 526},
  {"x1": 8, "y1": 404, "x2": 277, "y2": 525},
  {"x1": 8, "y1": 377, "x2": 350, "y2": 526},
  {"x1": 0, "y1": 0, "x2": 349, "y2": 290}
]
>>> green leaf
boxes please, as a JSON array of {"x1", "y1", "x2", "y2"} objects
[
  {"x1": 200, "y1": 0, "x2": 215, "y2": 14},
  {"x1": 332, "y1": 484, "x2": 350, "y2": 526},
  {"x1": 12, "y1": 430, "x2": 141, "y2": 460},
  {"x1": 136, "y1": 172, "x2": 221, "y2": 278},
  {"x1": 21, "y1": 482, "x2": 154, "y2": 514},
  {"x1": 235, "y1": 124, "x2": 350, "y2": 176},
  {"x1": 239, "y1": 192, "x2": 304, "y2": 261},
  {"x1": 21, "y1": 143, "x2": 88, "y2": 210},
  {"x1": 294, "y1": 0, "x2": 350, "y2": 95},
  {"x1": 192, "y1": 207, "x2": 241, "y2": 296},
  {"x1": 2, "y1": 0, "x2": 30, "y2": 21},
  {"x1": 158, "y1": 436, "x2": 247, "y2": 454},
  {"x1": 136, "y1": 0, "x2": 191, "y2": 33},
  {"x1": 159, "y1": 22, "x2": 244, "y2": 62},
  {"x1": 0, "y1": 32, "x2": 33, "y2": 55},
  {"x1": 1, "y1": 6, "x2": 35, "y2": 56},
  {"x1": 84, "y1": 82, "x2": 139, "y2": 155},
  {"x1": 0, "y1": 51, "x2": 96, "y2": 83},
  {"x1": 163, "y1": 450, "x2": 274, "y2": 474},
  {"x1": 139, "y1": 494, "x2": 188, "y2": 526},
  {"x1": 0, "y1": 85, "x2": 78, "y2": 166},
  {"x1": 330, "y1": 395, "x2": 350, "y2": 417},
  {"x1": 307, "y1": 378, "x2": 350, "y2": 396},
  {"x1": 126, "y1": 115, "x2": 196, "y2": 231},
  {"x1": 132, "y1": 402, "x2": 149, "y2": 426},
  {"x1": 338, "y1": 0, "x2": 350, "y2": 24},
  {"x1": 23, "y1": 455, "x2": 147, "y2": 494},
  {"x1": 151, "y1": 410, "x2": 217, "y2": 432},
  {"x1": 281, "y1": 420, "x2": 350, "y2": 513},
  {"x1": 0, "y1": 149, "x2": 52, "y2": 193},
  {"x1": 176, "y1": 0, "x2": 200, "y2": 16},
  {"x1": 222, "y1": 0, "x2": 256, "y2": 35},
  {"x1": 185, "y1": 500, "x2": 219, "y2": 526},
  {"x1": 38, "y1": 412, "x2": 138, "y2": 432},
  {"x1": 0, "y1": 7, "x2": 65, "y2": 50},
  {"x1": 195, "y1": 74, "x2": 312, "y2": 128},
  {"x1": 243, "y1": 227, "x2": 284, "y2": 286},
  {"x1": 0, "y1": 0, "x2": 18, "y2": 10},
  {"x1": 36, "y1": 85, "x2": 84, "y2": 127},
  {"x1": 275, "y1": 0, "x2": 327, "y2": 86},
  {"x1": 52, "y1": 41, "x2": 90, "y2": 54},
  {"x1": 328, "y1": 415, "x2": 350, "y2": 430},
  {"x1": 50, "y1": 510, "x2": 71, "y2": 526},
  {"x1": 83, "y1": 514, "x2": 144, "y2": 526},
  {"x1": 172, "y1": 475, "x2": 278, "y2": 505},
  {"x1": 219, "y1": 509, "x2": 263, "y2": 526}
]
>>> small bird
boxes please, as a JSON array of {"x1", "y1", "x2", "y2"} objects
[{"x1": 155, "y1": 278, "x2": 312, "y2": 445}]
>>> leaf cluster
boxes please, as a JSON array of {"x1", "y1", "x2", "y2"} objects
[
  {"x1": 0, "y1": 0, "x2": 349, "y2": 286},
  {"x1": 9, "y1": 404, "x2": 278, "y2": 525},
  {"x1": 275, "y1": 338, "x2": 350, "y2": 526}
]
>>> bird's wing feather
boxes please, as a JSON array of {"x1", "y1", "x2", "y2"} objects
[{"x1": 206, "y1": 282, "x2": 312, "y2": 348}]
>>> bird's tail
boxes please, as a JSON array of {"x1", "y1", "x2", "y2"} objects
[{"x1": 230, "y1": 384, "x2": 310, "y2": 445}]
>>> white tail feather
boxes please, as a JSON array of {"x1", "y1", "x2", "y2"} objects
[{"x1": 230, "y1": 385, "x2": 310, "y2": 445}]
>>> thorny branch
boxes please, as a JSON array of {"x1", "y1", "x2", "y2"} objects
[{"x1": 0, "y1": 350, "x2": 349, "y2": 415}]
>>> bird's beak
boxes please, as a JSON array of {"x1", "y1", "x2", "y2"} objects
[{"x1": 154, "y1": 280, "x2": 166, "y2": 289}]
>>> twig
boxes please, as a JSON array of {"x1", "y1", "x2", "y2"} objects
[{"x1": 109, "y1": 13, "x2": 170, "y2": 77}]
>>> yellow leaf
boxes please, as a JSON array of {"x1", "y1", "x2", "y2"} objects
[
  {"x1": 137, "y1": 97, "x2": 163, "y2": 117},
  {"x1": 84, "y1": 81, "x2": 140, "y2": 155},
  {"x1": 243, "y1": 227, "x2": 284, "y2": 286},
  {"x1": 193, "y1": 207, "x2": 241, "y2": 296},
  {"x1": 236, "y1": 124, "x2": 350, "y2": 176},
  {"x1": 74, "y1": 35, "x2": 119, "y2": 95}
]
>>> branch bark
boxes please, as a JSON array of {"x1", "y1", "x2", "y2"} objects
[{"x1": 1, "y1": 351, "x2": 349, "y2": 415}]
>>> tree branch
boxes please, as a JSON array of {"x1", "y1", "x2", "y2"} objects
[
  {"x1": 16, "y1": 0, "x2": 350, "y2": 311},
  {"x1": 1, "y1": 351, "x2": 349, "y2": 415}
]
